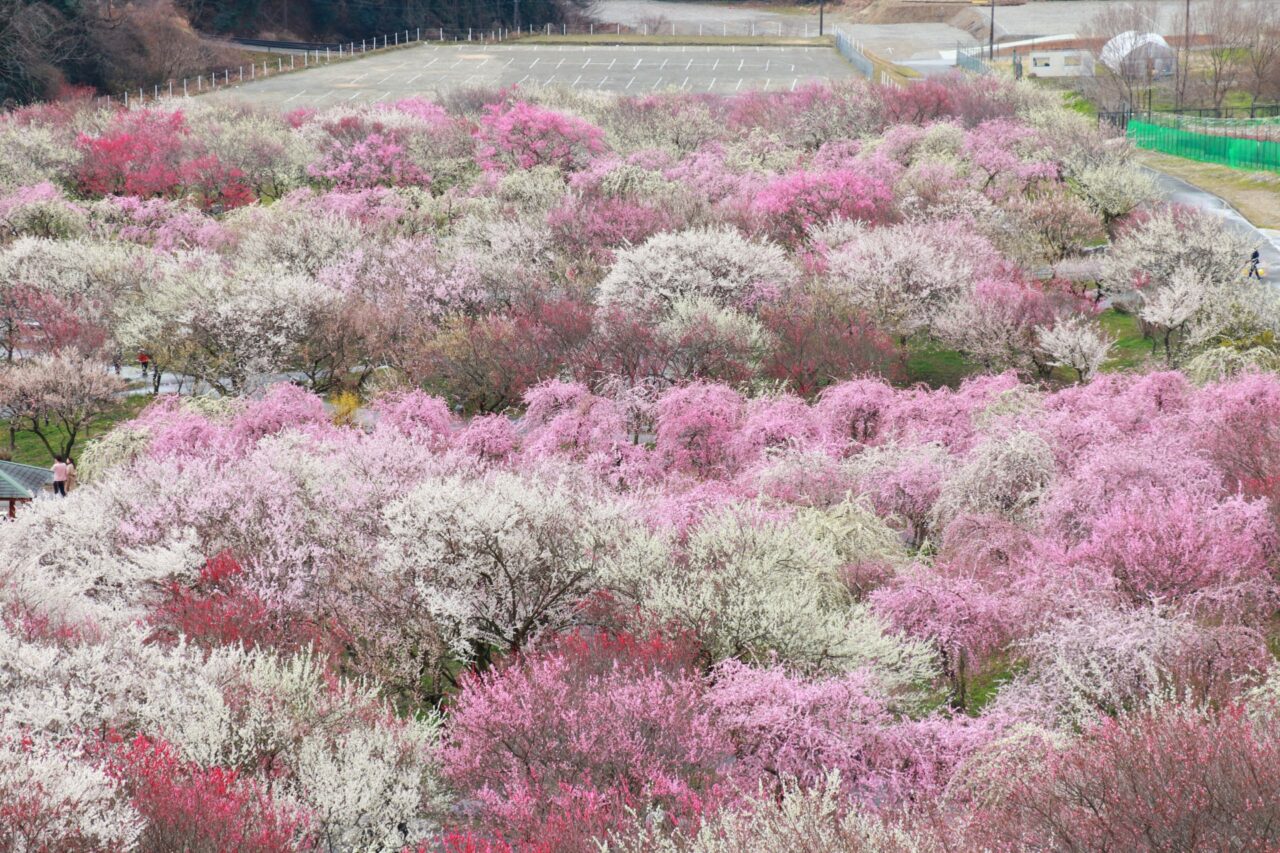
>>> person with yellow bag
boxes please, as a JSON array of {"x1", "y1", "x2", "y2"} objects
[{"x1": 1248, "y1": 250, "x2": 1265, "y2": 280}]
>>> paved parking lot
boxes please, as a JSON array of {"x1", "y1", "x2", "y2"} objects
[{"x1": 208, "y1": 43, "x2": 855, "y2": 107}]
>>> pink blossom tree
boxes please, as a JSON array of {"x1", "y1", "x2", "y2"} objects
[
  {"x1": 749, "y1": 167, "x2": 896, "y2": 247},
  {"x1": 475, "y1": 102, "x2": 607, "y2": 172},
  {"x1": 969, "y1": 705, "x2": 1280, "y2": 851},
  {"x1": 443, "y1": 633, "x2": 730, "y2": 848},
  {"x1": 653, "y1": 383, "x2": 746, "y2": 477}
]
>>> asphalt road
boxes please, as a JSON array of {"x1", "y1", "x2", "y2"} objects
[
  {"x1": 593, "y1": 0, "x2": 818, "y2": 35},
  {"x1": 205, "y1": 42, "x2": 855, "y2": 106},
  {"x1": 1147, "y1": 168, "x2": 1280, "y2": 274}
]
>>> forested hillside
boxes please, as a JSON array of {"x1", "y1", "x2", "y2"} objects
[
  {"x1": 182, "y1": 0, "x2": 587, "y2": 40},
  {"x1": 0, "y1": 0, "x2": 585, "y2": 105}
]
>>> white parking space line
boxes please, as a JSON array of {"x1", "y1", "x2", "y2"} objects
[{"x1": 211, "y1": 44, "x2": 856, "y2": 104}]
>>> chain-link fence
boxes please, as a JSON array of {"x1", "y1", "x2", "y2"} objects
[{"x1": 956, "y1": 43, "x2": 994, "y2": 76}]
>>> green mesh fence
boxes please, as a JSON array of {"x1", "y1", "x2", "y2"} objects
[{"x1": 1128, "y1": 119, "x2": 1280, "y2": 173}]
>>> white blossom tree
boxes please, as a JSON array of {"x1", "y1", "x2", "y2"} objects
[
  {"x1": 1100, "y1": 207, "x2": 1254, "y2": 302},
  {"x1": 1036, "y1": 316, "x2": 1114, "y2": 382},
  {"x1": 933, "y1": 430, "x2": 1055, "y2": 531},
  {"x1": 595, "y1": 226, "x2": 798, "y2": 316},
  {"x1": 0, "y1": 352, "x2": 125, "y2": 458},
  {"x1": 1138, "y1": 265, "x2": 1207, "y2": 365},
  {"x1": 1066, "y1": 160, "x2": 1155, "y2": 231},
  {"x1": 377, "y1": 471, "x2": 639, "y2": 670},
  {"x1": 825, "y1": 221, "x2": 997, "y2": 343},
  {"x1": 117, "y1": 255, "x2": 336, "y2": 394},
  {"x1": 601, "y1": 504, "x2": 937, "y2": 690}
]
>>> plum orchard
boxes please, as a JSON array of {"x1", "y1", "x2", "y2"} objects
[{"x1": 3, "y1": 74, "x2": 1280, "y2": 851}]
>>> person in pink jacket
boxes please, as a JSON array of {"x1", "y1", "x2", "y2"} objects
[{"x1": 52, "y1": 457, "x2": 68, "y2": 497}]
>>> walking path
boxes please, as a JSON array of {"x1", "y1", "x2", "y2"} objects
[{"x1": 1146, "y1": 168, "x2": 1280, "y2": 274}]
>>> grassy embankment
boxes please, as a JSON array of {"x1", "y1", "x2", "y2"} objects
[{"x1": 0, "y1": 393, "x2": 150, "y2": 467}]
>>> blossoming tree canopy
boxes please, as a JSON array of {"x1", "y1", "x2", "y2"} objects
[{"x1": 3, "y1": 73, "x2": 1278, "y2": 851}]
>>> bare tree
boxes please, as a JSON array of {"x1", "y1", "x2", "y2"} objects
[
  {"x1": 1084, "y1": 1, "x2": 1169, "y2": 111},
  {"x1": 1174, "y1": 0, "x2": 1194, "y2": 109},
  {"x1": 0, "y1": 0, "x2": 86, "y2": 105},
  {"x1": 1242, "y1": 0, "x2": 1280, "y2": 111},
  {"x1": 1196, "y1": 0, "x2": 1252, "y2": 109}
]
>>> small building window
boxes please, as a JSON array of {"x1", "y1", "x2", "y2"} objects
[
  {"x1": 1064, "y1": 54, "x2": 1082, "y2": 67},
  {"x1": 1032, "y1": 56, "x2": 1052, "y2": 68}
]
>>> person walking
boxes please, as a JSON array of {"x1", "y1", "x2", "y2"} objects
[
  {"x1": 51, "y1": 456, "x2": 68, "y2": 497},
  {"x1": 1248, "y1": 249, "x2": 1263, "y2": 280},
  {"x1": 65, "y1": 457, "x2": 77, "y2": 493}
]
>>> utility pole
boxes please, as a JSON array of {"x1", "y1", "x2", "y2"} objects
[
  {"x1": 988, "y1": 0, "x2": 996, "y2": 60},
  {"x1": 1178, "y1": 0, "x2": 1191, "y2": 110},
  {"x1": 513, "y1": 0, "x2": 519, "y2": 31},
  {"x1": 819, "y1": 0, "x2": 824, "y2": 36}
]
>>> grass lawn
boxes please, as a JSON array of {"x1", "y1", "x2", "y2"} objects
[
  {"x1": 906, "y1": 341, "x2": 976, "y2": 388},
  {"x1": 1138, "y1": 151, "x2": 1280, "y2": 230},
  {"x1": 965, "y1": 659, "x2": 1025, "y2": 714},
  {"x1": 1099, "y1": 307, "x2": 1155, "y2": 373},
  {"x1": 1061, "y1": 90, "x2": 1097, "y2": 118},
  {"x1": 905, "y1": 309, "x2": 1152, "y2": 389},
  {"x1": 1, "y1": 393, "x2": 151, "y2": 468}
]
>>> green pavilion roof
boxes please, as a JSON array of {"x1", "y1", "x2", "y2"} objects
[{"x1": 0, "y1": 460, "x2": 52, "y2": 500}]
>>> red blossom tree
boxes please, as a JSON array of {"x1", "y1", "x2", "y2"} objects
[{"x1": 107, "y1": 735, "x2": 315, "y2": 853}]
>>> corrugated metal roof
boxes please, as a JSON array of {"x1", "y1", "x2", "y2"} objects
[
  {"x1": 0, "y1": 470, "x2": 31, "y2": 500},
  {"x1": 0, "y1": 460, "x2": 52, "y2": 499}
]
